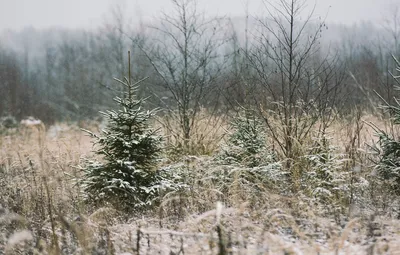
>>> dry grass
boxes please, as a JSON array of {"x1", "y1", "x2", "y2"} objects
[
  {"x1": 1, "y1": 115, "x2": 400, "y2": 254},
  {"x1": 156, "y1": 108, "x2": 229, "y2": 157}
]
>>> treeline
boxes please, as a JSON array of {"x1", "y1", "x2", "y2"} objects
[{"x1": 0, "y1": 1, "x2": 399, "y2": 126}]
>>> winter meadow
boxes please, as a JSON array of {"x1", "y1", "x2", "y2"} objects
[{"x1": 1, "y1": 0, "x2": 400, "y2": 254}]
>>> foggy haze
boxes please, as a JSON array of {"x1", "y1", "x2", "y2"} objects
[{"x1": 0, "y1": 0, "x2": 395, "y2": 31}]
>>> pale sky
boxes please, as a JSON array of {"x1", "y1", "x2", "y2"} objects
[{"x1": 0, "y1": 0, "x2": 397, "y2": 32}]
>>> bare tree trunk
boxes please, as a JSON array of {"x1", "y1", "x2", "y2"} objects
[
  {"x1": 136, "y1": 0, "x2": 228, "y2": 154},
  {"x1": 246, "y1": 0, "x2": 343, "y2": 190}
]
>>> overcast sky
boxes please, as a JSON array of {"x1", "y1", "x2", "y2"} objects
[{"x1": 0, "y1": 0, "x2": 397, "y2": 32}]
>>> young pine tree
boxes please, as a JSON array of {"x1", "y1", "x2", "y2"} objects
[
  {"x1": 373, "y1": 56, "x2": 400, "y2": 196},
  {"x1": 81, "y1": 52, "x2": 162, "y2": 210},
  {"x1": 221, "y1": 110, "x2": 278, "y2": 167}
]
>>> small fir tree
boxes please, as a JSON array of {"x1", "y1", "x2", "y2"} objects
[
  {"x1": 81, "y1": 52, "x2": 162, "y2": 210},
  {"x1": 302, "y1": 134, "x2": 349, "y2": 215},
  {"x1": 373, "y1": 56, "x2": 400, "y2": 196},
  {"x1": 222, "y1": 111, "x2": 271, "y2": 167},
  {"x1": 216, "y1": 110, "x2": 284, "y2": 195}
]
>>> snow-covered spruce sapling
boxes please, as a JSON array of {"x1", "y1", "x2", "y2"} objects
[
  {"x1": 222, "y1": 111, "x2": 275, "y2": 167},
  {"x1": 80, "y1": 52, "x2": 163, "y2": 211},
  {"x1": 372, "y1": 56, "x2": 400, "y2": 196},
  {"x1": 302, "y1": 134, "x2": 350, "y2": 217}
]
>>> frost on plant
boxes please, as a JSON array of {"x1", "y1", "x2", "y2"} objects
[
  {"x1": 372, "y1": 56, "x2": 400, "y2": 196},
  {"x1": 80, "y1": 70, "x2": 163, "y2": 211},
  {"x1": 373, "y1": 105, "x2": 400, "y2": 195},
  {"x1": 302, "y1": 134, "x2": 350, "y2": 215},
  {"x1": 221, "y1": 111, "x2": 276, "y2": 167},
  {"x1": 213, "y1": 111, "x2": 285, "y2": 194}
]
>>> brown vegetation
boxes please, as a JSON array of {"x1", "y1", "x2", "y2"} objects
[{"x1": 0, "y1": 113, "x2": 400, "y2": 254}]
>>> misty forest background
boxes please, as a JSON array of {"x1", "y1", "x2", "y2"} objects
[{"x1": 1, "y1": 2, "x2": 399, "y2": 125}]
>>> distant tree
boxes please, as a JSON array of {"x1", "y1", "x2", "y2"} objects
[
  {"x1": 138, "y1": 0, "x2": 228, "y2": 154},
  {"x1": 376, "y1": 4, "x2": 400, "y2": 106},
  {"x1": 222, "y1": 9, "x2": 254, "y2": 111},
  {"x1": 382, "y1": 3, "x2": 400, "y2": 55},
  {"x1": 247, "y1": 0, "x2": 343, "y2": 189},
  {"x1": 96, "y1": 4, "x2": 154, "y2": 106},
  {"x1": 95, "y1": 4, "x2": 130, "y2": 89},
  {"x1": 52, "y1": 30, "x2": 107, "y2": 119},
  {"x1": 0, "y1": 48, "x2": 21, "y2": 117}
]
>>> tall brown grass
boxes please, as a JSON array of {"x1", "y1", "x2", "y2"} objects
[{"x1": 1, "y1": 113, "x2": 400, "y2": 254}]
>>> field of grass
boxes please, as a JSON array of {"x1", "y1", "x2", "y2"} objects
[{"x1": 1, "y1": 114, "x2": 400, "y2": 254}]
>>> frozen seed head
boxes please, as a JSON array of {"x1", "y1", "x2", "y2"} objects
[
  {"x1": 7, "y1": 230, "x2": 33, "y2": 247},
  {"x1": 352, "y1": 165, "x2": 361, "y2": 173}
]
